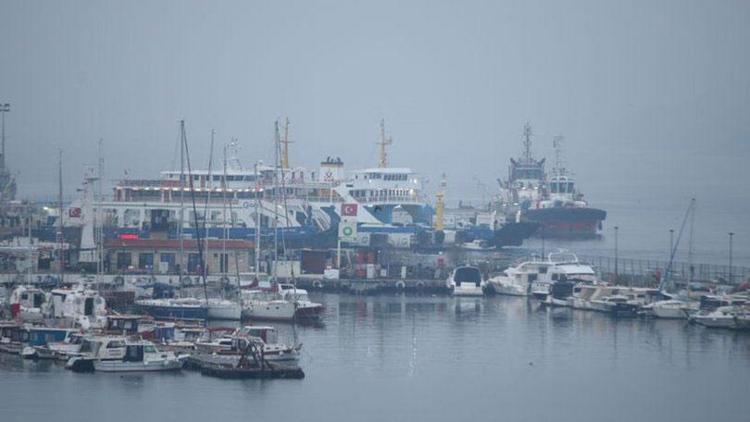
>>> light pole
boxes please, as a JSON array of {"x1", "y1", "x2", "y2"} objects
[
  {"x1": 0, "y1": 102, "x2": 9, "y2": 171},
  {"x1": 728, "y1": 232, "x2": 734, "y2": 284},
  {"x1": 614, "y1": 226, "x2": 619, "y2": 283}
]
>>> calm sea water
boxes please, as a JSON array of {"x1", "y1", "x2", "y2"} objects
[{"x1": 2, "y1": 293, "x2": 749, "y2": 422}]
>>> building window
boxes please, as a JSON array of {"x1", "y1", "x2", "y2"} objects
[
  {"x1": 116, "y1": 252, "x2": 132, "y2": 270},
  {"x1": 138, "y1": 253, "x2": 154, "y2": 270},
  {"x1": 160, "y1": 253, "x2": 175, "y2": 273},
  {"x1": 188, "y1": 253, "x2": 202, "y2": 273}
]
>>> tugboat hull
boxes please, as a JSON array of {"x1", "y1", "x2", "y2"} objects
[{"x1": 525, "y1": 207, "x2": 606, "y2": 239}]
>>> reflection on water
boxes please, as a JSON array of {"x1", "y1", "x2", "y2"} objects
[{"x1": 2, "y1": 292, "x2": 750, "y2": 422}]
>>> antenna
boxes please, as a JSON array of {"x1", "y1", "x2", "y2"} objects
[{"x1": 377, "y1": 118, "x2": 393, "y2": 168}]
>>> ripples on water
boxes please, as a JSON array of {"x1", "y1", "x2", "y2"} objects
[{"x1": 2, "y1": 293, "x2": 750, "y2": 422}]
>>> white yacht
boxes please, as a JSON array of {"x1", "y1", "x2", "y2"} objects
[
  {"x1": 448, "y1": 266, "x2": 486, "y2": 297},
  {"x1": 487, "y1": 251, "x2": 597, "y2": 298},
  {"x1": 690, "y1": 306, "x2": 738, "y2": 329},
  {"x1": 278, "y1": 284, "x2": 324, "y2": 319},
  {"x1": 642, "y1": 299, "x2": 698, "y2": 319}
]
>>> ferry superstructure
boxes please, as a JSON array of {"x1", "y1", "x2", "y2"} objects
[{"x1": 57, "y1": 123, "x2": 433, "y2": 248}]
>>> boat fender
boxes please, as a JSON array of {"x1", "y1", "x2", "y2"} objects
[{"x1": 395, "y1": 281, "x2": 406, "y2": 290}]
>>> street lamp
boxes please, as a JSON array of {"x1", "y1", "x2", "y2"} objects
[
  {"x1": 729, "y1": 232, "x2": 734, "y2": 284},
  {"x1": 614, "y1": 226, "x2": 619, "y2": 283}
]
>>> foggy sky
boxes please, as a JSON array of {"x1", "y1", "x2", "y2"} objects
[{"x1": 1, "y1": 0, "x2": 748, "y2": 208}]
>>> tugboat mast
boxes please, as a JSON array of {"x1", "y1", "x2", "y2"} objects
[{"x1": 522, "y1": 122, "x2": 533, "y2": 163}]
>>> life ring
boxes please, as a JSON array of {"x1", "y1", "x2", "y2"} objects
[
  {"x1": 113, "y1": 276, "x2": 124, "y2": 285},
  {"x1": 312, "y1": 280, "x2": 323, "y2": 289},
  {"x1": 395, "y1": 281, "x2": 406, "y2": 290},
  {"x1": 415, "y1": 281, "x2": 425, "y2": 290}
]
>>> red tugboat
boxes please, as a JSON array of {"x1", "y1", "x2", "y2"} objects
[
  {"x1": 524, "y1": 135, "x2": 606, "y2": 239},
  {"x1": 496, "y1": 125, "x2": 606, "y2": 239}
]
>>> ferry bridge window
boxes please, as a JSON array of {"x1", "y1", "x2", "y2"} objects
[{"x1": 568, "y1": 182, "x2": 574, "y2": 192}]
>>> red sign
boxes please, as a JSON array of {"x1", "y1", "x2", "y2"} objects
[
  {"x1": 119, "y1": 233, "x2": 139, "y2": 240},
  {"x1": 341, "y1": 203, "x2": 358, "y2": 217},
  {"x1": 68, "y1": 207, "x2": 81, "y2": 218}
]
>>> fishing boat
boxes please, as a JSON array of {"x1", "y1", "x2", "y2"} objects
[
  {"x1": 21, "y1": 327, "x2": 80, "y2": 359},
  {"x1": 195, "y1": 325, "x2": 301, "y2": 363},
  {"x1": 0, "y1": 322, "x2": 28, "y2": 354},
  {"x1": 67, "y1": 336, "x2": 183, "y2": 372},
  {"x1": 448, "y1": 266, "x2": 486, "y2": 297}
]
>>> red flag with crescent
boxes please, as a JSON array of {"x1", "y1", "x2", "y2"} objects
[{"x1": 341, "y1": 203, "x2": 358, "y2": 217}]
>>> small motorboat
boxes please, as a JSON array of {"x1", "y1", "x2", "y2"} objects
[
  {"x1": 690, "y1": 306, "x2": 737, "y2": 329},
  {"x1": 67, "y1": 336, "x2": 183, "y2": 372},
  {"x1": 448, "y1": 266, "x2": 486, "y2": 297}
]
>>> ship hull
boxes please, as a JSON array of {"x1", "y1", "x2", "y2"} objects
[{"x1": 524, "y1": 207, "x2": 606, "y2": 239}]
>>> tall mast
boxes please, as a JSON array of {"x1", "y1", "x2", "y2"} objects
[
  {"x1": 522, "y1": 122, "x2": 533, "y2": 162},
  {"x1": 0, "y1": 103, "x2": 9, "y2": 173},
  {"x1": 281, "y1": 117, "x2": 291, "y2": 169},
  {"x1": 57, "y1": 149, "x2": 64, "y2": 283},
  {"x1": 96, "y1": 138, "x2": 104, "y2": 281},
  {"x1": 377, "y1": 118, "x2": 392, "y2": 168},
  {"x1": 254, "y1": 161, "x2": 261, "y2": 281},
  {"x1": 221, "y1": 144, "x2": 228, "y2": 277},
  {"x1": 687, "y1": 198, "x2": 696, "y2": 295},
  {"x1": 273, "y1": 120, "x2": 280, "y2": 281},
  {"x1": 203, "y1": 129, "x2": 215, "y2": 280},
  {"x1": 179, "y1": 120, "x2": 185, "y2": 280}
]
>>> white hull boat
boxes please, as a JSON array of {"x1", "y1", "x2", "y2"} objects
[
  {"x1": 448, "y1": 266, "x2": 486, "y2": 297},
  {"x1": 206, "y1": 299, "x2": 242, "y2": 320}
]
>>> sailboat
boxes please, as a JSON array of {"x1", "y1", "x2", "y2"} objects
[{"x1": 643, "y1": 199, "x2": 700, "y2": 319}]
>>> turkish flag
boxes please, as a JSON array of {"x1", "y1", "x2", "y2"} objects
[
  {"x1": 341, "y1": 203, "x2": 358, "y2": 216},
  {"x1": 69, "y1": 207, "x2": 81, "y2": 218}
]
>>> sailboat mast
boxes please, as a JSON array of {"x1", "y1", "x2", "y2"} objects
[
  {"x1": 204, "y1": 130, "x2": 214, "y2": 280},
  {"x1": 273, "y1": 121, "x2": 280, "y2": 281},
  {"x1": 688, "y1": 198, "x2": 696, "y2": 295},
  {"x1": 97, "y1": 138, "x2": 104, "y2": 281},
  {"x1": 254, "y1": 161, "x2": 261, "y2": 281},
  {"x1": 57, "y1": 149, "x2": 64, "y2": 283},
  {"x1": 221, "y1": 144, "x2": 228, "y2": 278},
  {"x1": 179, "y1": 120, "x2": 185, "y2": 280}
]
